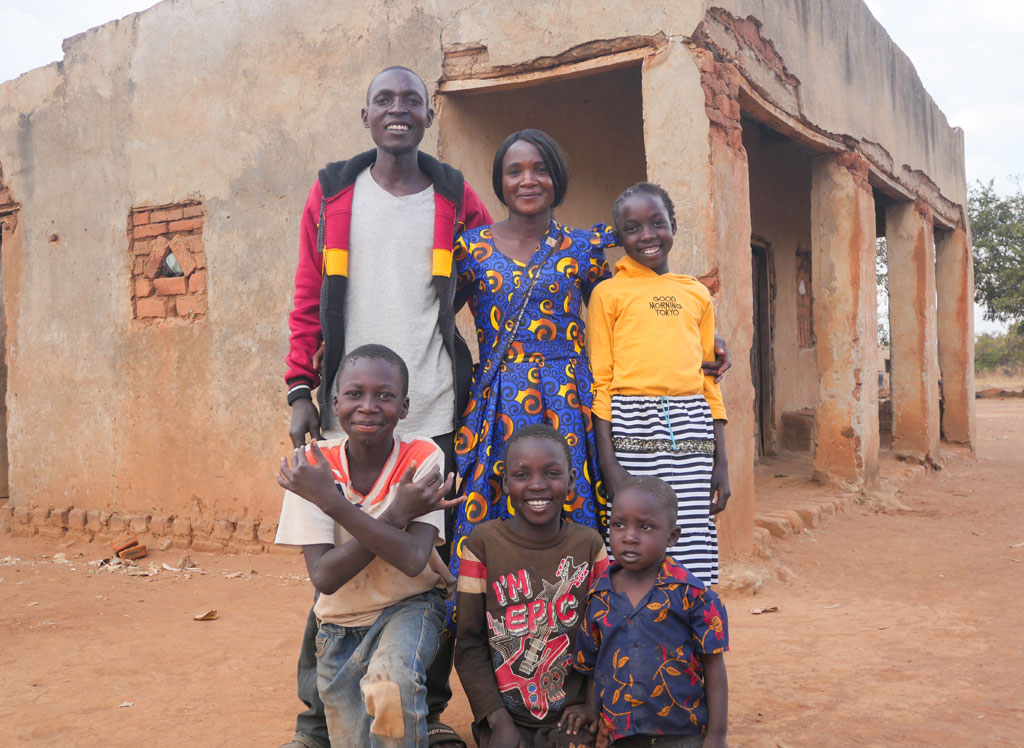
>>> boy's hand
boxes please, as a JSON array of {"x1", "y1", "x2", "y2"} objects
[
  {"x1": 289, "y1": 398, "x2": 322, "y2": 447},
  {"x1": 558, "y1": 703, "x2": 597, "y2": 736},
  {"x1": 389, "y1": 461, "x2": 460, "y2": 527},
  {"x1": 486, "y1": 709, "x2": 525, "y2": 748},
  {"x1": 710, "y1": 457, "x2": 731, "y2": 515},
  {"x1": 701, "y1": 335, "x2": 732, "y2": 382},
  {"x1": 277, "y1": 441, "x2": 338, "y2": 510}
]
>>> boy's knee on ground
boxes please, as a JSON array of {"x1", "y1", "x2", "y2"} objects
[{"x1": 362, "y1": 677, "x2": 408, "y2": 739}]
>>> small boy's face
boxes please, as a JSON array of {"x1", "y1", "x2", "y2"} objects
[
  {"x1": 618, "y1": 192, "x2": 675, "y2": 275},
  {"x1": 332, "y1": 357, "x2": 408, "y2": 446},
  {"x1": 609, "y1": 488, "x2": 680, "y2": 574},
  {"x1": 503, "y1": 437, "x2": 574, "y2": 532},
  {"x1": 362, "y1": 68, "x2": 433, "y2": 156}
]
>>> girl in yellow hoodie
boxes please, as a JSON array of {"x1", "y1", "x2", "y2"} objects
[{"x1": 587, "y1": 182, "x2": 730, "y2": 585}]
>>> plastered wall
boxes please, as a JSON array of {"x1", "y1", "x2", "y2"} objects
[{"x1": 0, "y1": 0, "x2": 970, "y2": 552}]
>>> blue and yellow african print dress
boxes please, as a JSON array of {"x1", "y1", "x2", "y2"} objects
[{"x1": 450, "y1": 220, "x2": 614, "y2": 608}]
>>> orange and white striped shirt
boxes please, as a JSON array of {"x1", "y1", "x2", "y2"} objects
[{"x1": 276, "y1": 435, "x2": 453, "y2": 627}]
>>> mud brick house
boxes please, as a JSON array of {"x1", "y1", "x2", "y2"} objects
[{"x1": 0, "y1": 0, "x2": 973, "y2": 558}]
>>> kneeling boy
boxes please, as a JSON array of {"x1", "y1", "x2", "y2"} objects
[
  {"x1": 573, "y1": 476, "x2": 730, "y2": 748},
  {"x1": 276, "y1": 344, "x2": 460, "y2": 747}
]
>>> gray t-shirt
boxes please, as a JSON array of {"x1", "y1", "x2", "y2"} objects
[{"x1": 325, "y1": 167, "x2": 454, "y2": 438}]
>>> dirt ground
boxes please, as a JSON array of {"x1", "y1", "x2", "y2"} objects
[{"x1": 2, "y1": 399, "x2": 1022, "y2": 748}]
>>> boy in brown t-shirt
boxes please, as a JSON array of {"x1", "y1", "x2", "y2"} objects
[{"x1": 454, "y1": 424, "x2": 608, "y2": 748}]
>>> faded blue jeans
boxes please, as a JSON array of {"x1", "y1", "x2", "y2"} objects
[{"x1": 316, "y1": 590, "x2": 445, "y2": 748}]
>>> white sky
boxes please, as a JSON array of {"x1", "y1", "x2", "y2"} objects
[{"x1": 0, "y1": 0, "x2": 1018, "y2": 333}]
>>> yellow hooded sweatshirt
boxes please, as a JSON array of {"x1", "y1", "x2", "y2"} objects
[{"x1": 586, "y1": 255, "x2": 727, "y2": 423}]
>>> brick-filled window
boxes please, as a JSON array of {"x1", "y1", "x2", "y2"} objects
[
  {"x1": 128, "y1": 202, "x2": 207, "y2": 321},
  {"x1": 796, "y1": 246, "x2": 813, "y2": 348}
]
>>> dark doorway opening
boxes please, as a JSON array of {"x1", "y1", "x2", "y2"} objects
[{"x1": 751, "y1": 242, "x2": 773, "y2": 456}]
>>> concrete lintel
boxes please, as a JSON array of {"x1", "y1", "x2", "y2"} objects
[
  {"x1": 733, "y1": 75, "x2": 960, "y2": 230},
  {"x1": 885, "y1": 201, "x2": 941, "y2": 461},
  {"x1": 439, "y1": 47, "x2": 653, "y2": 95}
]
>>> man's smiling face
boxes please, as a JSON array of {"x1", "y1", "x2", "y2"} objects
[{"x1": 362, "y1": 68, "x2": 433, "y2": 156}]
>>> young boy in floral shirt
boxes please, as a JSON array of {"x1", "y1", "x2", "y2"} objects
[{"x1": 571, "y1": 476, "x2": 729, "y2": 748}]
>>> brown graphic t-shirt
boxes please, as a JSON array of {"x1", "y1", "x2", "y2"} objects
[{"x1": 454, "y1": 519, "x2": 608, "y2": 728}]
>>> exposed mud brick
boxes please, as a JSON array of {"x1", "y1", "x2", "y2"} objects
[
  {"x1": 67, "y1": 508, "x2": 87, "y2": 530},
  {"x1": 149, "y1": 514, "x2": 172, "y2": 536},
  {"x1": 257, "y1": 521, "x2": 278, "y2": 544},
  {"x1": 107, "y1": 514, "x2": 127, "y2": 534},
  {"x1": 754, "y1": 514, "x2": 793, "y2": 539},
  {"x1": 192, "y1": 538, "x2": 227, "y2": 553},
  {"x1": 212, "y1": 519, "x2": 235, "y2": 540},
  {"x1": 171, "y1": 516, "x2": 193, "y2": 537},
  {"x1": 131, "y1": 211, "x2": 151, "y2": 226},
  {"x1": 174, "y1": 245, "x2": 198, "y2": 276},
  {"x1": 188, "y1": 269, "x2": 207, "y2": 293},
  {"x1": 168, "y1": 217, "x2": 203, "y2": 233},
  {"x1": 176, "y1": 295, "x2": 207, "y2": 317},
  {"x1": 11, "y1": 522, "x2": 38, "y2": 537},
  {"x1": 135, "y1": 278, "x2": 154, "y2": 298},
  {"x1": 86, "y1": 510, "x2": 108, "y2": 532},
  {"x1": 132, "y1": 237, "x2": 155, "y2": 256},
  {"x1": 233, "y1": 519, "x2": 257, "y2": 542},
  {"x1": 182, "y1": 204, "x2": 204, "y2": 219},
  {"x1": 30, "y1": 506, "x2": 50, "y2": 526},
  {"x1": 118, "y1": 544, "x2": 148, "y2": 560},
  {"x1": 112, "y1": 533, "x2": 140, "y2": 554},
  {"x1": 128, "y1": 514, "x2": 151, "y2": 533},
  {"x1": 149, "y1": 207, "x2": 183, "y2": 223},
  {"x1": 133, "y1": 256, "x2": 148, "y2": 275},
  {"x1": 792, "y1": 505, "x2": 822, "y2": 529},
  {"x1": 136, "y1": 296, "x2": 170, "y2": 318},
  {"x1": 133, "y1": 222, "x2": 169, "y2": 239},
  {"x1": 37, "y1": 526, "x2": 66, "y2": 540},
  {"x1": 13, "y1": 505, "x2": 30, "y2": 525},
  {"x1": 143, "y1": 246, "x2": 168, "y2": 278},
  {"x1": 171, "y1": 536, "x2": 193, "y2": 550},
  {"x1": 0, "y1": 504, "x2": 13, "y2": 520},
  {"x1": 698, "y1": 268, "x2": 721, "y2": 296},
  {"x1": 0, "y1": 510, "x2": 10, "y2": 534},
  {"x1": 153, "y1": 276, "x2": 187, "y2": 296},
  {"x1": 50, "y1": 507, "x2": 71, "y2": 528},
  {"x1": 753, "y1": 526, "x2": 772, "y2": 559}
]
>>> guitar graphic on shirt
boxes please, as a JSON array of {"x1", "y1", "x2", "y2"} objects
[
  {"x1": 495, "y1": 633, "x2": 570, "y2": 720},
  {"x1": 519, "y1": 557, "x2": 589, "y2": 675}
]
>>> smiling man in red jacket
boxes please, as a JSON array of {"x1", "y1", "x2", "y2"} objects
[{"x1": 282, "y1": 66, "x2": 491, "y2": 748}]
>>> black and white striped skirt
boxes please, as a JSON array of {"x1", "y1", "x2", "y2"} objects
[{"x1": 611, "y1": 393, "x2": 718, "y2": 584}]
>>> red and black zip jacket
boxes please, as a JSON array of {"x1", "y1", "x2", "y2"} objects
[{"x1": 285, "y1": 149, "x2": 492, "y2": 432}]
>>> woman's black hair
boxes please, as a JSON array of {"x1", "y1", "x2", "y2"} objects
[
  {"x1": 491, "y1": 129, "x2": 570, "y2": 209},
  {"x1": 504, "y1": 423, "x2": 572, "y2": 467},
  {"x1": 611, "y1": 181, "x2": 678, "y2": 234}
]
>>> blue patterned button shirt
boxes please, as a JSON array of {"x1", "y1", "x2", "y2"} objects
[{"x1": 572, "y1": 557, "x2": 729, "y2": 741}]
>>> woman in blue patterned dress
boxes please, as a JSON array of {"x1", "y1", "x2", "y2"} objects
[{"x1": 448, "y1": 129, "x2": 615, "y2": 599}]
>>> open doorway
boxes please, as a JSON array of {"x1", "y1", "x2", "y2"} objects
[
  {"x1": 438, "y1": 63, "x2": 647, "y2": 257},
  {"x1": 751, "y1": 241, "x2": 774, "y2": 455},
  {"x1": 438, "y1": 63, "x2": 648, "y2": 358}
]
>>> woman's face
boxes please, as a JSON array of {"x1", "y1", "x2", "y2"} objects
[{"x1": 500, "y1": 140, "x2": 555, "y2": 217}]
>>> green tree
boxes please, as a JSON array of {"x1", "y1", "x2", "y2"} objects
[{"x1": 968, "y1": 180, "x2": 1024, "y2": 331}]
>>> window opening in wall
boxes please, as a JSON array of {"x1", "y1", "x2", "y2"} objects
[{"x1": 128, "y1": 201, "x2": 207, "y2": 321}]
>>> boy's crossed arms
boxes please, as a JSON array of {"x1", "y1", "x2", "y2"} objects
[{"x1": 277, "y1": 440, "x2": 463, "y2": 591}]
